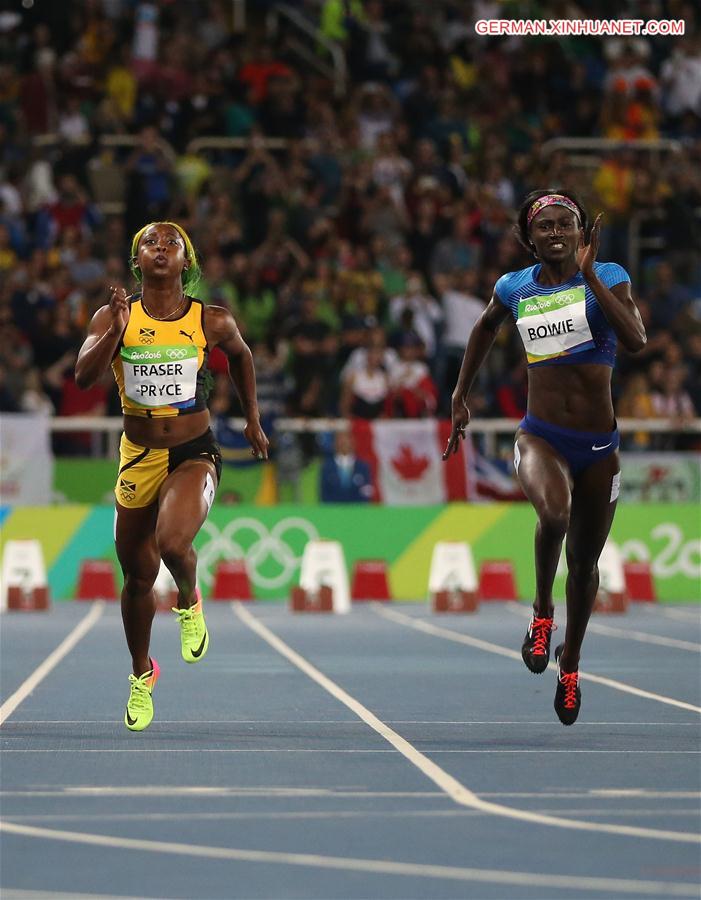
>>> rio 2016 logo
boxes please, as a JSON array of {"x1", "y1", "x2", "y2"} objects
[
  {"x1": 197, "y1": 517, "x2": 320, "y2": 590},
  {"x1": 166, "y1": 348, "x2": 189, "y2": 360},
  {"x1": 621, "y1": 523, "x2": 701, "y2": 579}
]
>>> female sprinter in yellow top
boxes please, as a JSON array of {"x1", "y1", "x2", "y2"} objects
[{"x1": 76, "y1": 222, "x2": 269, "y2": 731}]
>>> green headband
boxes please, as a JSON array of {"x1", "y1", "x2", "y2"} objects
[{"x1": 129, "y1": 221, "x2": 201, "y2": 292}]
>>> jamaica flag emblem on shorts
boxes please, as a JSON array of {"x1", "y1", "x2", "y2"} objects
[
  {"x1": 139, "y1": 327, "x2": 155, "y2": 344},
  {"x1": 119, "y1": 478, "x2": 137, "y2": 502}
]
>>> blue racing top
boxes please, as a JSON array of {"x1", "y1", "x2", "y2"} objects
[{"x1": 494, "y1": 261, "x2": 630, "y2": 368}]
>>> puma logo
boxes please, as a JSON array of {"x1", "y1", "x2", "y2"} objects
[{"x1": 179, "y1": 329, "x2": 195, "y2": 342}]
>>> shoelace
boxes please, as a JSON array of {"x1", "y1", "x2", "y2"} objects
[
  {"x1": 530, "y1": 616, "x2": 555, "y2": 655},
  {"x1": 173, "y1": 605, "x2": 199, "y2": 640},
  {"x1": 559, "y1": 670, "x2": 579, "y2": 709},
  {"x1": 127, "y1": 674, "x2": 152, "y2": 711}
]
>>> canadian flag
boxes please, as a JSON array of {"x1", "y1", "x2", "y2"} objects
[{"x1": 352, "y1": 419, "x2": 475, "y2": 505}]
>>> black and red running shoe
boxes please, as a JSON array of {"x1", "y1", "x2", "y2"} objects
[
  {"x1": 554, "y1": 643, "x2": 581, "y2": 726},
  {"x1": 521, "y1": 614, "x2": 555, "y2": 673}
]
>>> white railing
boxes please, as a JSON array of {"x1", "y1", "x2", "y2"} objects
[
  {"x1": 540, "y1": 137, "x2": 682, "y2": 157},
  {"x1": 50, "y1": 416, "x2": 701, "y2": 459},
  {"x1": 266, "y1": 2, "x2": 347, "y2": 97},
  {"x1": 628, "y1": 207, "x2": 701, "y2": 282}
]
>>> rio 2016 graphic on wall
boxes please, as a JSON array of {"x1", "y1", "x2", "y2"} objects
[{"x1": 0, "y1": 503, "x2": 698, "y2": 602}]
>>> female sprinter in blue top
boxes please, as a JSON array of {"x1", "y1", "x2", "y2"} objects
[
  {"x1": 76, "y1": 222, "x2": 269, "y2": 731},
  {"x1": 444, "y1": 191, "x2": 646, "y2": 725}
]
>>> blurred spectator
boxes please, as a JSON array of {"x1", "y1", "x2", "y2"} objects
[
  {"x1": 495, "y1": 360, "x2": 528, "y2": 419},
  {"x1": 430, "y1": 214, "x2": 480, "y2": 279},
  {"x1": 343, "y1": 326, "x2": 398, "y2": 380},
  {"x1": 617, "y1": 371, "x2": 656, "y2": 450},
  {"x1": 44, "y1": 175, "x2": 101, "y2": 244},
  {"x1": 660, "y1": 38, "x2": 701, "y2": 124},
  {"x1": 650, "y1": 365, "x2": 696, "y2": 422},
  {"x1": 340, "y1": 344, "x2": 389, "y2": 419},
  {"x1": 645, "y1": 261, "x2": 693, "y2": 333},
  {"x1": 388, "y1": 272, "x2": 442, "y2": 361},
  {"x1": 0, "y1": 0, "x2": 698, "y2": 459},
  {"x1": 386, "y1": 335, "x2": 438, "y2": 418},
  {"x1": 0, "y1": 363, "x2": 20, "y2": 412},
  {"x1": 197, "y1": 254, "x2": 238, "y2": 311},
  {"x1": 0, "y1": 225, "x2": 18, "y2": 272},
  {"x1": 125, "y1": 126, "x2": 174, "y2": 232},
  {"x1": 20, "y1": 369, "x2": 54, "y2": 415},
  {"x1": 320, "y1": 430, "x2": 373, "y2": 502},
  {"x1": 287, "y1": 293, "x2": 338, "y2": 416},
  {"x1": 238, "y1": 269, "x2": 278, "y2": 344},
  {"x1": 20, "y1": 47, "x2": 57, "y2": 135}
]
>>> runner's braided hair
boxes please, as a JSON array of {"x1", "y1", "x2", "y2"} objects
[
  {"x1": 516, "y1": 189, "x2": 588, "y2": 258},
  {"x1": 130, "y1": 221, "x2": 201, "y2": 292}
]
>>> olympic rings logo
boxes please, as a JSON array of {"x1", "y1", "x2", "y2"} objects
[
  {"x1": 166, "y1": 348, "x2": 189, "y2": 359},
  {"x1": 198, "y1": 517, "x2": 319, "y2": 590}
]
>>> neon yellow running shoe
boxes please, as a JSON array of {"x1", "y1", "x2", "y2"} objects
[
  {"x1": 124, "y1": 658, "x2": 160, "y2": 732},
  {"x1": 172, "y1": 589, "x2": 209, "y2": 663}
]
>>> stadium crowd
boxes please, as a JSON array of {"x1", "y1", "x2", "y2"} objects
[{"x1": 0, "y1": 0, "x2": 700, "y2": 453}]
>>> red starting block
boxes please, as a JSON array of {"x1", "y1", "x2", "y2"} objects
[
  {"x1": 478, "y1": 560, "x2": 518, "y2": 601},
  {"x1": 76, "y1": 560, "x2": 118, "y2": 601},
  {"x1": 7, "y1": 586, "x2": 50, "y2": 611},
  {"x1": 623, "y1": 561, "x2": 657, "y2": 602},
  {"x1": 432, "y1": 589, "x2": 479, "y2": 613},
  {"x1": 594, "y1": 587, "x2": 629, "y2": 614},
  {"x1": 351, "y1": 559, "x2": 391, "y2": 602},
  {"x1": 290, "y1": 585, "x2": 334, "y2": 613},
  {"x1": 211, "y1": 559, "x2": 252, "y2": 601}
]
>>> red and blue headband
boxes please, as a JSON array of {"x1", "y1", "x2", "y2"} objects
[{"x1": 527, "y1": 194, "x2": 581, "y2": 227}]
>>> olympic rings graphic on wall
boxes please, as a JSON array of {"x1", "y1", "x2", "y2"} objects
[{"x1": 198, "y1": 517, "x2": 319, "y2": 590}]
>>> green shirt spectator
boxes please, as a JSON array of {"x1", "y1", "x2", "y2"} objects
[
  {"x1": 197, "y1": 255, "x2": 239, "y2": 313},
  {"x1": 321, "y1": 0, "x2": 365, "y2": 42}
]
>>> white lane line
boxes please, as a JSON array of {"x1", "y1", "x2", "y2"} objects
[
  {"x1": 6, "y1": 808, "x2": 700, "y2": 823},
  {"x1": 2, "y1": 889, "x2": 143, "y2": 900},
  {"x1": 579, "y1": 622, "x2": 699, "y2": 653},
  {"x1": 0, "y1": 749, "x2": 394, "y2": 754},
  {"x1": 660, "y1": 608, "x2": 701, "y2": 622},
  {"x1": 376, "y1": 606, "x2": 701, "y2": 716},
  {"x1": 234, "y1": 603, "x2": 699, "y2": 844},
  {"x1": 3, "y1": 789, "x2": 697, "y2": 800},
  {"x1": 4, "y1": 719, "x2": 698, "y2": 726},
  {"x1": 1, "y1": 821, "x2": 697, "y2": 897},
  {"x1": 505, "y1": 602, "x2": 701, "y2": 652},
  {"x1": 0, "y1": 788, "x2": 442, "y2": 798},
  {"x1": 0, "y1": 603, "x2": 104, "y2": 727},
  {"x1": 2, "y1": 748, "x2": 699, "y2": 755}
]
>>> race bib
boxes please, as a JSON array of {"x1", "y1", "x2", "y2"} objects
[
  {"x1": 516, "y1": 286, "x2": 594, "y2": 363},
  {"x1": 121, "y1": 345, "x2": 198, "y2": 408}
]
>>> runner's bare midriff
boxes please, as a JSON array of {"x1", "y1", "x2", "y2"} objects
[
  {"x1": 123, "y1": 409, "x2": 211, "y2": 448},
  {"x1": 527, "y1": 364, "x2": 615, "y2": 431}
]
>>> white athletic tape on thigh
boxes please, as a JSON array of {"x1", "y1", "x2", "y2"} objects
[
  {"x1": 203, "y1": 471, "x2": 215, "y2": 512},
  {"x1": 513, "y1": 442, "x2": 521, "y2": 473},
  {"x1": 610, "y1": 471, "x2": 621, "y2": 503}
]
